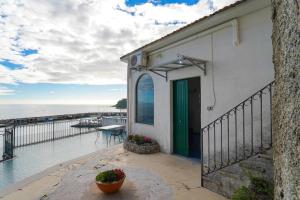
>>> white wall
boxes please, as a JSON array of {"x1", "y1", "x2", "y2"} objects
[{"x1": 127, "y1": 7, "x2": 274, "y2": 153}]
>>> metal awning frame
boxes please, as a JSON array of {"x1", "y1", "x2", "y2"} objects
[{"x1": 130, "y1": 54, "x2": 207, "y2": 81}]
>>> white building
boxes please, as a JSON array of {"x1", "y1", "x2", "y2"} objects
[{"x1": 121, "y1": 0, "x2": 274, "y2": 161}]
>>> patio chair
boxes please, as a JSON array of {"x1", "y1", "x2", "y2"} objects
[{"x1": 109, "y1": 129, "x2": 124, "y2": 143}]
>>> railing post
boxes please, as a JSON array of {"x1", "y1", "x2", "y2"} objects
[
  {"x1": 220, "y1": 118, "x2": 223, "y2": 167},
  {"x1": 208, "y1": 126, "x2": 210, "y2": 172},
  {"x1": 201, "y1": 128, "x2": 204, "y2": 187},
  {"x1": 234, "y1": 108, "x2": 237, "y2": 161},
  {"x1": 13, "y1": 123, "x2": 16, "y2": 149},
  {"x1": 227, "y1": 114, "x2": 230, "y2": 164},
  {"x1": 250, "y1": 96, "x2": 254, "y2": 155},
  {"x1": 260, "y1": 90, "x2": 263, "y2": 150},
  {"x1": 2, "y1": 131, "x2": 4, "y2": 160},
  {"x1": 4, "y1": 129, "x2": 6, "y2": 159},
  {"x1": 13, "y1": 120, "x2": 16, "y2": 148},
  {"x1": 52, "y1": 120, "x2": 55, "y2": 140},
  {"x1": 269, "y1": 84, "x2": 273, "y2": 147},
  {"x1": 242, "y1": 103, "x2": 245, "y2": 159},
  {"x1": 213, "y1": 122, "x2": 216, "y2": 169},
  {"x1": 12, "y1": 124, "x2": 15, "y2": 156},
  {"x1": 3, "y1": 128, "x2": 6, "y2": 159}
]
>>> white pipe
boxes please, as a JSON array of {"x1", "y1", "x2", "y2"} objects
[{"x1": 127, "y1": 63, "x2": 131, "y2": 135}]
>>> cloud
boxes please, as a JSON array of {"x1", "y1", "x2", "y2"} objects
[
  {"x1": 0, "y1": 0, "x2": 238, "y2": 85},
  {"x1": 0, "y1": 86, "x2": 15, "y2": 95}
]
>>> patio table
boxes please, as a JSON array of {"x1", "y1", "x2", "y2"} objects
[{"x1": 96, "y1": 125, "x2": 126, "y2": 145}]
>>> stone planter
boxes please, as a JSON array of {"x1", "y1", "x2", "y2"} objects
[{"x1": 123, "y1": 139, "x2": 160, "y2": 154}]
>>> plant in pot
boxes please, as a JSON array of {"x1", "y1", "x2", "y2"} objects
[
  {"x1": 128, "y1": 135, "x2": 154, "y2": 145},
  {"x1": 124, "y1": 134, "x2": 160, "y2": 154},
  {"x1": 95, "y1": 169, "x2": 126, "y2": 193}
]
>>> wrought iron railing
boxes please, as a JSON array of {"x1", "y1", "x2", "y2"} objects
[
  {"x1": 0, "y1": 112, "x2": 127, "y2": 162},
  {"x1": 13, "y1": 119, "x2": 94, "y2": 147},
  {"x1": 201, "y1": 81, "x2": 274, "y2": 176},
  {"x1": 1, "y1": 112, "x2": 126, "y2": 148}
]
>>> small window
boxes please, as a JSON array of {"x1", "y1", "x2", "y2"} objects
[{"x1": 136, "y1": 74, "x2": 154, "y2": 125}]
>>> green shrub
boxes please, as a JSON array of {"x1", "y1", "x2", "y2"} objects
[
  {"x1": 133, "y1": 135, "x2": 143, "y2": 144},
  {"x1": 232, "y1": 175, "x2": 274, "y2": 200},
  {"x1": 128, "y1": 135, "x2": 133, "y2": 141},
  {"x1": 232, "y1": 186, "x2": 254, "y2": 200},
  {"x1": 249, "y1": 176, "x2": 274, "y2": 200},
  {"x1": 96, "y1": 169, "x2": 125, "y2": 183},
  {"x1": 96, "y1": 170, "x2": 117, "y2": 183}
]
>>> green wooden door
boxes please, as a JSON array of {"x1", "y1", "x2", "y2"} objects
[{"x1": 173, "y1": 79, "x2": 189, "y2": 157}]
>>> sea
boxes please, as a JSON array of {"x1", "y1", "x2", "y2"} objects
[{"x1": 0, "y1": 104, "x2": 120, "y2": 120}]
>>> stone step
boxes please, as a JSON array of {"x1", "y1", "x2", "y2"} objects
[
  {"x1": 202, "y1": 149, "x2": 273, "y2": 199},
  {"x1": 257, "y1": 151, "x2": 273, "y2": 160},
  {"x1": 203, "y1": 171, "x2": 250, "y2": 198},
  {"x1": 239, "y1": 160, "x2": 270, "y2": 172},
  {"x1": 238, "y1": 151, "x2": 273, "y2": 181},
  {"x1": 218, "y1": 165, "x2": 246, "y2": 180},
  {"x1": 202, "y1": 174, "x2": 227, "y2": 197}
]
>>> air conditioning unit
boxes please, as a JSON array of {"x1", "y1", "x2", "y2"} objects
[{"x1": 130, "y1": 51, "x2": 147, "y2": 70}]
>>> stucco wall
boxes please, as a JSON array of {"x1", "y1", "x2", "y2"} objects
[{"x1": 127, "y1": 6, "x2": 274, "y2": 153}]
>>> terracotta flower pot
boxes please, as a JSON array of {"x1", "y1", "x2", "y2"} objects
[{"x1": 96, "y1": 176, "x2": 126, "y2": 193}]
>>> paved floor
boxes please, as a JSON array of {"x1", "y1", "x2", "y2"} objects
[
  {"x1": 0, "y1": 131, "x2": 122, "y2": 190},
  {"x1": 0, "y1": 145, "x2": 226, "y2": 200}
]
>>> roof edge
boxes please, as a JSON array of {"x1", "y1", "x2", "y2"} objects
[{"x1": 120, "y1": 0, "x2": 270, "y2": 62}]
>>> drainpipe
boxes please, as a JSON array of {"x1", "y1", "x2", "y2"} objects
[{"x1": 127, "y1": 63, "x2": 131, "y2": 135}]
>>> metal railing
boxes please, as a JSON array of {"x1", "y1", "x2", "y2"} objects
[
  {"x1": 201, "y1": 81, "x2": 274, "y2": 176},
  {"x1": 1, "y1": 112, "x2": 126, "y2": 148},
  {"x1": 13, "y1": 119, "x2": 95, "y2": 147}
]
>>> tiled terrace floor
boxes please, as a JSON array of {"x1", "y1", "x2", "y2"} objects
[{"x1": 1, "y1": 145, "x2": 226, "y2": 200}]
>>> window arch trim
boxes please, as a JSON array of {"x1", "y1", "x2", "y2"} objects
[{"x1": 135, "y1": 73, "x2": 154, "y2": 125}]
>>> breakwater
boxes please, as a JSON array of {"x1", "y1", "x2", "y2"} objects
[{"x1": 0, "y1": 112, "x2": 126, "y2": 127}]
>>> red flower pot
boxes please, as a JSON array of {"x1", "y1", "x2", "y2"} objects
[{"x1": 96, "y1": 176, "x2": 126, "y2": 193}]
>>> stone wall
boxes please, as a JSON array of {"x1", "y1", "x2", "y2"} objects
[{"x1": 271, "y1": 0, "x2": 300, "y2": 199}]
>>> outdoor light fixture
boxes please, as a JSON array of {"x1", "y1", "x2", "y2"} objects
[{"x1": 177, "y1": 54, "x2": 184, "y2": 64}]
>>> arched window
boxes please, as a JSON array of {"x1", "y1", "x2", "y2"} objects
[{"x1": 136, "y1": 74, "x2": 154, "y2": 125}]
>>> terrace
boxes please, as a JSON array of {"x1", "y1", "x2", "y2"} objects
[{"x1": 0, "y1": 144, "x2": 225, "y2": 200}]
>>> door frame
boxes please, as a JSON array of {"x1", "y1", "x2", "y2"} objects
[{"x1": 171, "y1": 76, "x2": 201, "y2": 158}]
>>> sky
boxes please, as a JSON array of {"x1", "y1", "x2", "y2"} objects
[{"x1": 0, "y1": 0, "x2": 238, "y2": 105}]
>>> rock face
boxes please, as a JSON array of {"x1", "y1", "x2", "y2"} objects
[
  {"x1": 202, "y1": 150, "x2": 273, "y2": 199},
  {"x1": 123, "y1": 140, "x2": 160, "y2": 154},
  {"x1": 271, "y1": 0, "x2": 300, "y2": 199}
]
